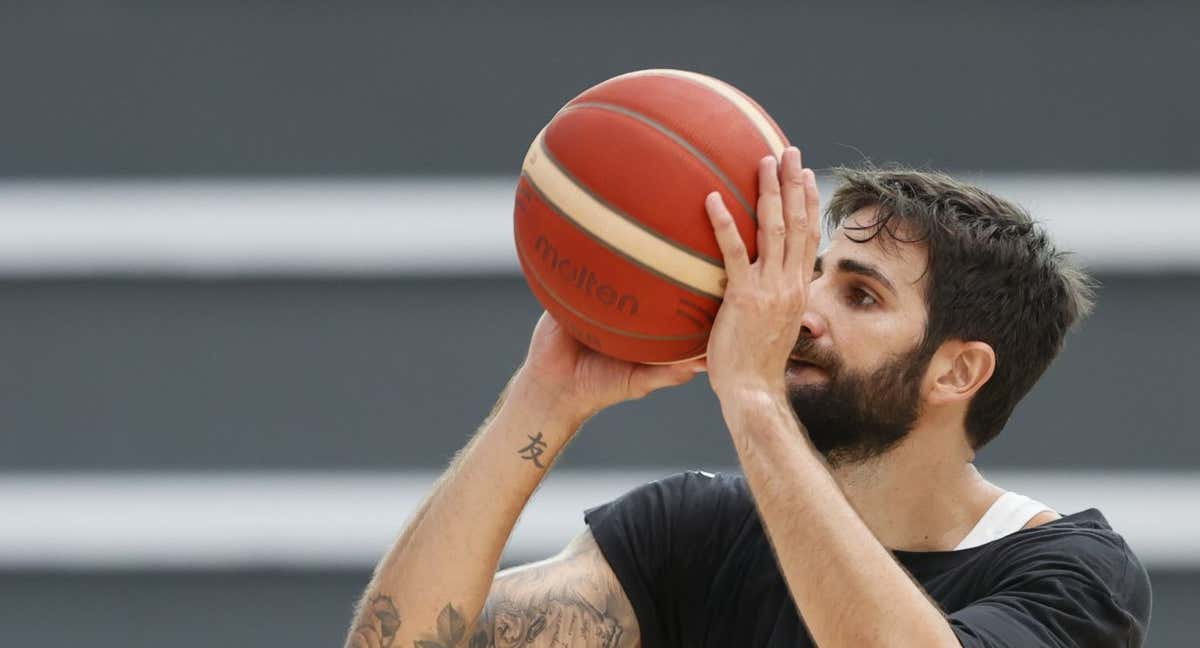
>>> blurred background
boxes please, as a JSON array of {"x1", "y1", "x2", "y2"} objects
[{"x1": 1, "y1": 1, "x2": 1196, "y2": 646}]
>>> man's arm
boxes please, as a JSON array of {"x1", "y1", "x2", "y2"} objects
[
  {"x1": 720, "y1": 391, "x2": 958, "y2": 648},
  {"x1": 471, "y1": 529, "x2": 638, "y2": 648},
  {"x1": 352, "y1": 525, "x2": 636, "y2": 648},
  {"x1": 345, "y1": 313, "x2": 700, "y2": 648},
  {"x1": 345, "y1": 373, "x2": 586, "y2": 648},
  {"x1": 702, "y1": 150, "x2": 959, "y2": 647}
]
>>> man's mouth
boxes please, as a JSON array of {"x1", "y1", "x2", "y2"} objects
[
  {"x1": 788, "y1": 355, "x2": 823, "y2": 370},
  {"x1": 787, "y1": 354, "x2": 833, "y2": 381}
]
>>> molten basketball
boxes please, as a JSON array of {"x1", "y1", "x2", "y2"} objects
[{"x1": 513, "y1": 69, "x2": 789, "y2": 364}]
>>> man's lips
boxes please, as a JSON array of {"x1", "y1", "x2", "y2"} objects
[
  {"x1": 787, "y1": 355, "x2": 833, "y2": 380},
  {"x1": 788, "y1": 355, "x2": 823, "y2": 369}
]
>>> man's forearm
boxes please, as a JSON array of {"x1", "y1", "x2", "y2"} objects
[
  {"x1": 720, "y1": 389, "x2": 959, "y2": 648},
  {"x1": 345, "y1": 372, "x2": 585, "y2": 648}
]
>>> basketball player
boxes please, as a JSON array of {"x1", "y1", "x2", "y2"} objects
[{"x1": 345, "y1": 148, "x2": 1151, "y2": 647}]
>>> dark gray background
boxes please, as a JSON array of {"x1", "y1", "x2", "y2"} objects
[
  {"x1": 1, "y1": 1, "x2": 1196, "y2": 646},
  {"x1": 1, "y1": 275, "x2": 1195, "y2": 472},
  {"x1": 1, "y1": 1, "x2": 1198, "y2": 178}
]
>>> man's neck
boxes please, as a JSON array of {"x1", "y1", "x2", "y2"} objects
[{"x1": 829, "y1": 421, "x2": 1004, "y2": 552}]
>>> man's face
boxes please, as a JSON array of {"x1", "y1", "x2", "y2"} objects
[{"x1": 786, "y1": 209, "x2": 933, "y2": 466}]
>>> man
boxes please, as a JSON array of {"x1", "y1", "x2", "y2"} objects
[{"x1": 345, "y1": 149, "x2": 1151, "y2": 647}]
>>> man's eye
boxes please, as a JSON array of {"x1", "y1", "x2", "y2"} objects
[{"x1": 848, "y1": 288, "x2": 878, "y2": 308}]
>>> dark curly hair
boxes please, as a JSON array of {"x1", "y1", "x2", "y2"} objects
[{"x1": 825, "y1": 166, "x2": 1096, "y2": 450}]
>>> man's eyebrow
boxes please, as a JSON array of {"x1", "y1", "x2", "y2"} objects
[{"x1": 837, "y1": 257, "x2": 897, "y2": 296}]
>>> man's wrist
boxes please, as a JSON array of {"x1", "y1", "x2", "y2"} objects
[
  {"x1": 715, "y1": 381, "x2": 789, "y2": 414},
  {"x1": 716, "y1": 384, "x2": 807, "y2": 446},
  {"x1": 505, "y1": 369, "x2": 591, "y2": 432}
]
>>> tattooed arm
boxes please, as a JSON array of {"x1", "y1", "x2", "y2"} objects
[
  {"x1": 374, "y1": 529, "x2": 638, "y2": 648},
  {"x1": 349, "y1": 528, "x2": 636, "y2": 648},
  {"x1": 345, "y1": 313, "x2": 698, "y2": 648},
  {"x1": 475, "y1": 529, "x2": 637, "y2": 648}
]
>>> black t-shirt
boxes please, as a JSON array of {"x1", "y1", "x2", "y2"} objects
[{"x1": 584, "y1": 471, "x2": 1152, "y2": 647}]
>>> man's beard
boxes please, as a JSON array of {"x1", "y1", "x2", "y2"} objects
[{"x1": 787, "y1": 337, "x2": 932, "y2": 468}]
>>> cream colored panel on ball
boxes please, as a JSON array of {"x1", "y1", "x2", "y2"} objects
[{"x1": 521, "y1": 131, "x2": 727, "y2": 300}]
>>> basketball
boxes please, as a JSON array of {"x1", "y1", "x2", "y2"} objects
[{"x1": 513, "y1": 69, "x2": 790, "y2": 364}]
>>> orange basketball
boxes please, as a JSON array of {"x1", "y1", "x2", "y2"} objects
[{"x1": 513, "y1": 69, "x2": 789, "y2": 364}]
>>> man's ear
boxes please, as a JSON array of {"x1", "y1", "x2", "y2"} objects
[{"x1": 926, "y1": 340, "x2": 995, "y2": 405}]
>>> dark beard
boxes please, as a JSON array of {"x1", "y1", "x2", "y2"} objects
[{"x1": 787, "y1": 339, "x2": 932, "y2": 468}]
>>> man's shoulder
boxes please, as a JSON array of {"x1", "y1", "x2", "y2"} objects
[
  {"x1": 987, "y1": 508, "x2": 1151, "y2": 603},
  {"x1": 584, "y1": 469, "x2": 758, "y2": 543},
  {"x1": 656, "y1": 469, "x2": 755, "y2": 514},
  {"x1": 999, "y1": 508, "x2": 1134, "y2": 560},
  {"x1": 659, "y1": 468, "x2": 750, "y2": 494},
  {"x1": 586, "y1": 469, "x2": 753, "y2": 516}
]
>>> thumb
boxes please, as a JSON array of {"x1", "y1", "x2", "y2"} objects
[{"x1": 628, "y1": 358, "x2": 707, "y2": 398}]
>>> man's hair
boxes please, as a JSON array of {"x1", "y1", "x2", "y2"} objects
[{"x1": 825, "y1": 166, "x2": 1096, "y2": 450}]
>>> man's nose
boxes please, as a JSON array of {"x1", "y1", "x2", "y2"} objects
[{"x1": 798, "y1": 308, "x2": 827, "y2": 340}]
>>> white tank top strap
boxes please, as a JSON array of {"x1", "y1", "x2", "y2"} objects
[{"x1": 954, "y1": 491, "x2": 1054, "y2": 551}]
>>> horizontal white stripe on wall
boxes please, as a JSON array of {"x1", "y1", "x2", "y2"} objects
[
  {"x1": 0, "y1": 175, "x2": 1196, "y2": 276},
  {"x1": 1, "y1": 469, "x2": 1195, "y2": 570}
]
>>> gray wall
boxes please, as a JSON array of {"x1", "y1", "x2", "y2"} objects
[
  {"x1": 2, "y1": 274, "x2": 1197, "y2": 472},
  {"x1": 1, "y1": 1, "x2": 1198, "y2": 178}
]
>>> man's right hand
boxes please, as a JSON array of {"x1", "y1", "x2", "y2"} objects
[{"x1": 513, "y1": 312, "x2": 707, "y2": 424}]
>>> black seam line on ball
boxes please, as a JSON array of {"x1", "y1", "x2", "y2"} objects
[
  {"x1": 561, "y1": 101, "x2": 757, "y2": 226},
  {"x1": 677, "y1": 297, "x2": 717, "y2": 323},
  {"x1": 515, "y1": 228, "x2": 710, "y2": 342},
  {"x1": 674, "y1": 309, "x2": 709, "y2": 332}
]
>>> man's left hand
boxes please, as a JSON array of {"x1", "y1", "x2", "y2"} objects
[{"x1": 703, "y1": 147, "x2": 822, "y2": 401}]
